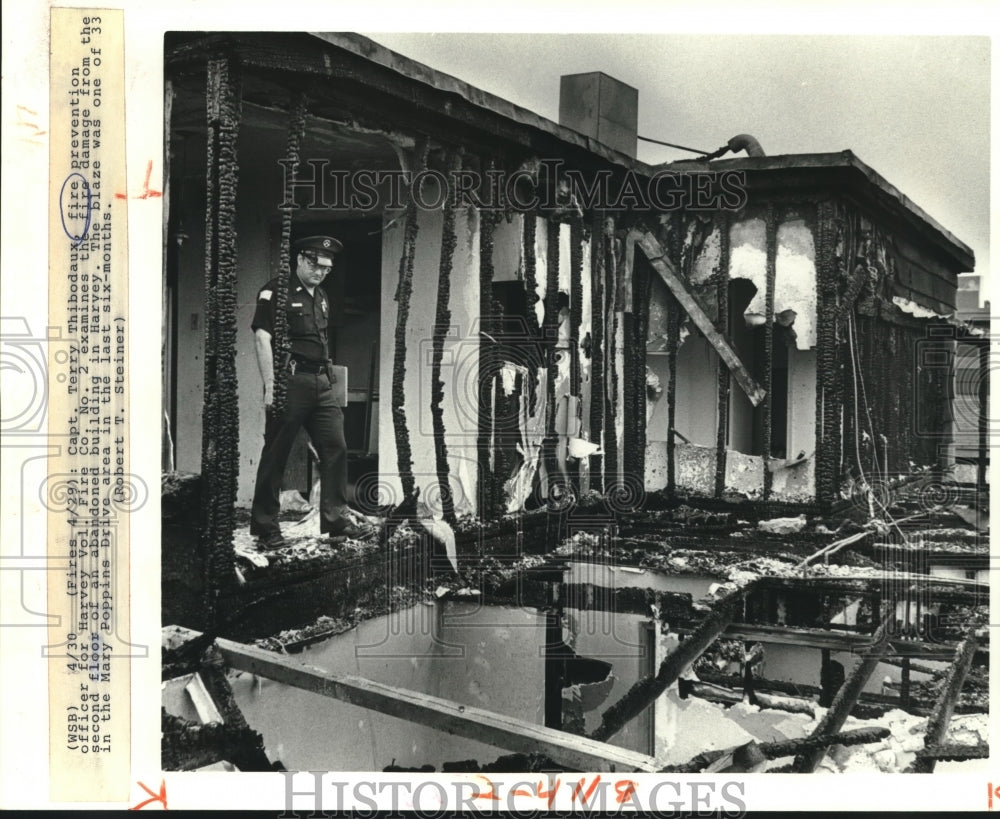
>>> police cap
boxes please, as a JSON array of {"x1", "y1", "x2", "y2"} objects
[{"x1": 293, "y1": 235, "x2": 343, "y2": 256}]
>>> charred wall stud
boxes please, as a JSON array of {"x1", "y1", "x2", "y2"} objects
[
  {"x1": 603, "y1": 217, "x2": 619, "y2": 489},
  {"x1": 634, "y1": 253, "x2": 651, "y2": 491},
  {"x1": 543, "y1": 219, "x2": 562, "y2": 503},
  {"x1": 429, "y1": 148, "x2": 463, "y2": 525},
  {"x1": 715, "y1": 211, "x2": 731, "y2": 498},
  {"x1": 569, "y1": 216, "x2": 584, "y2": 494},
  {"x1": 199, "y1": 54, "x2": 243, "y2": 623},
  {"x1": 762, "y1": 205, "x2": 777, "y2": 500},
  {"x1": 589, "y1": 211, "x2": 605, "y2": 491},
  {"x1": 665, "y1": 277, "x2": 680, "y2": 496},
  {"x1": 815, "y1": 199, "x2": 841, "y2": 505},
  {"x1": 623, "y1": 222, "x2": 650, "y2": 491},
  {"x1": 477, "y1": 172, "x2": 501, "y2": 517},
  {"x1": 270, "y1": 91, "x2": 308, "y2": 418},
  {"x1": 391, "y1": 138, "x2": 429, "y2": 508}
]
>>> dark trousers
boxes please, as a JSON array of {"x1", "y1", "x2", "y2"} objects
[{"x1": 250, "y1": 371, "x2": 348, "y2": 537}]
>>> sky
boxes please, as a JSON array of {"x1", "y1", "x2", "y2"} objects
[{"x1": 363, "y1": 32, "x2": 991, "y2": 295}]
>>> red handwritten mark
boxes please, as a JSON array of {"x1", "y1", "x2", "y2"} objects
[
  {"x1": 130, "y1": 779, "x2": 167, "y2": 810},
  {"x1": 570, "y1": 774, "x2": 601, "y2": 803},
  {"x1": 115, "y1": 160, "x2": 162, "y2": 200},
  {"x1": 614, "y1": 779, "x2": 638, "y2": 804},
  {"x1": 537, "y1": 778, "x2": 561, "y2": 809},
  {"x1": 17, "y1": 104, "x2": 47, "y2": 139},
  {"x1": 512, "y1": 779, "x2": 561, "y2": 808},
  {"x1": 990, "y1": 782, "x2": 1000, "y2": 809},
  {"x1": 471, "y1": 775, "x2": 500, "y2": 801}
]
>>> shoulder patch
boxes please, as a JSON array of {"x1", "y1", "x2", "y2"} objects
[{"x1": 258, "y1": 290, "x2": 273, "y2": 301}]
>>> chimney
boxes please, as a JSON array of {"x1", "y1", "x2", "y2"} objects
[{"x1": 559, "y1": 72, "x2": 638, "y2": 159}]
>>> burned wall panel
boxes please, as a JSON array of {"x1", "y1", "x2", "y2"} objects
[{"x1": 378, "y1": 200, "x2": 481, "y2": 516}]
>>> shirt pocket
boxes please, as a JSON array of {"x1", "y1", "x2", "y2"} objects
[{"x1": 287, "y1": 305, "x2": 309, "y2": 337}]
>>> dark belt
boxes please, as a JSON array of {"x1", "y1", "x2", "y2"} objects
[{"x1": 291, "y1": 357, "x2": 326, "y2": 374}]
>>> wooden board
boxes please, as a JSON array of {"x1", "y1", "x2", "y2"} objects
[
  {"x1": 214, "y1": 636, "x2": 659, "y2": 772},
  {"x1": 631, "y1": 230, "x2": 766, "y2": 406}
]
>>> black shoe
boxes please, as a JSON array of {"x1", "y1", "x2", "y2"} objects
[
  {"x1": 326, "y1": 519, "x2": 377, "y2": 541},
  {"x1": 257, "y1": 532, "x2": 285, "y2": 549},
  {"x1": 677, "y1": 678, "x2": 694, "y2": 700}
]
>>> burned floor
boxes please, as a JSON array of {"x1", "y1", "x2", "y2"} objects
[{"x1": 162, "y1": 472, "x2": 989, "y2": 774}]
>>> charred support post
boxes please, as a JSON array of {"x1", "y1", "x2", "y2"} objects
[
  {"x1": 908, "y1": 633, "x2": 979, "y2": 773},
  {"x1": 900, "y1": 656, "x2": 911, "y2": 709},
  {"x1": 391, "y1": 139, "x2": 429, "y2": 507},
  {"x1": 569, "y1": 217, "x2": 584, "y2": 493},
  {"x1": 162, "y1": 80, "x2": 176, "y2": 471},
  {"x1": 430, "y1": 149, "x2": 462, "y2": 524},
  {"x1": 665, "y1": 292, "x2": 679, "y2": 494},
  {"x1": 792, "y1": 623, "x2": 889, "y2": 772},
  {"x1": 622, "y1": 228, "x2": 649, "y2": 489},
  {"x1": 478, "y1": 193, "x2": 500, "y2": 516},
  {"x1": 978, "y1": 341, "x2": 989, "y2": 491},
  {"x1": 588, "y1": 583, "x2": 753, "y2": 743},
  {"x1": 602, "y1": 217, "x2": 620, "y2": 489},
  {"x1": 715, "y1": 212, "x2": 731, "y2": 497},
  {"x1": 588, "y1": 212, "x2": 605, "y2": 490},
  {"x1": 543, "y1": 588, "x2": 563, "y2": 729},
  {"x1": 762, "y1": 207, "x2": 777, "y2": 499},
  {"x1": 270, "y1": 93, "x2": 308, "y2": 417},
  {"x1": 199, "y1": 55, "x2": 242, "y2": 624},
  {"x1": 815, "y1": 200, "x2": 841, "y2": 504},
  {"x1": 541, "y1": 219, "x2": 562, "y2": 507}
]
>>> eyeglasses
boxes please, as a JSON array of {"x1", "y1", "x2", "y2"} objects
[{"x1": 301, "y1": 252, "x2": 333, "y2": 272}]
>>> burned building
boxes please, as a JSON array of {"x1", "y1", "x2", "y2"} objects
[{"x1": 161, "y1": 32, "x2": 988, "y2": 776}]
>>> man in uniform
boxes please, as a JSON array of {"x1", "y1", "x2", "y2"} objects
[{"x1": 249, "y1": 235, "x2": 375, "y2": 548}]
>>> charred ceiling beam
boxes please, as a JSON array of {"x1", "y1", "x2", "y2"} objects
[{"x1": 166, "y1": 33, "x2": 637, "y2": 183}]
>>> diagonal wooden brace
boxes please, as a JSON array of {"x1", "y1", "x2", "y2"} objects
[{"x1": 630, "y1": 230, "x2": 766, "y2": 407}]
